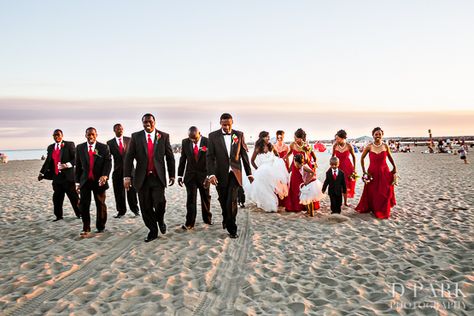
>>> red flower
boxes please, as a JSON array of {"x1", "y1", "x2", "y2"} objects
[
  {"x1": 156, "y1": 132, "x2": 162, "y2": 141},
  {"x1": 61, "y1": 143, "x2": 65, "y2": 148},
  {"x1": 200, "y1": 146, "x2": 207, "y2": 152}
]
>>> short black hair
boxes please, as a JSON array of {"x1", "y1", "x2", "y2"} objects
[
  {"x1": 336, "y1": 129, "x2": 347, "y2": 139},
  {"x1": 188, "y1": 126, "x2": 199, "y2": 132},
  {"x1": 85, "y1": 127, "x2": 97, "y2": 133},
  {"x1": 113, "y1": 123, "x2": 122, "y2": 130},
  {"x1": 276, "y1": 130, "x2": 285, "y2": 136},
  {"x1": 220, "y1": 113, "x2": 233, "y2": 121},
  {"x1": 294, "y1": 154, "x2": 304, "y2": 164},
  {"x1": 372, "y1": 127, "x2": 384, "y2": 136},
  {"x1": 53, "y1": 129, "x2": 63, "y2": 135},
  {"x1": 142, "y1": 113, "x2": 155, "y2": 121}
]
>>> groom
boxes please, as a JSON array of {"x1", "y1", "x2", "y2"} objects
[{"x1": 207, "y1": 113, "x2": 253, "y2": 238}]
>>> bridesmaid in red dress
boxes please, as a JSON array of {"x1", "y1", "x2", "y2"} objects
[
  {"x1": 332, "y1": 130, "x2": 357, "y2": 202},
  {"x1": 285, "y1": 128, "x2": 319, "y2": 212},
  {"x1": 274, "y1": 130, "x2": 290, "y2": 207},
  {"x1": 356, "y1": 127, "x2": 397, "y2": 219},
  {"x1": 274, "y1": 130, "x2": 290, "y2": 171}
]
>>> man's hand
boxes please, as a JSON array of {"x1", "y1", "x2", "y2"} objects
[
  {"x1": 58, "y1": 163, "x2": 68, "y2": 170},
  {"x1": 38, "y1": 173, "x2": 44, "y2": 181},
  {"x1": 209, "y1": 176, "x2": 218, "y2": 186},
  {"x1": 169, "y1": 177, "x2": 175, "y2": 186},
  {"x1": 98, "y1": 176, "x2": 108, "y2": 187},
  {"x1": 248, "y1": 175, "x2": 254, "y2": 184},
  {"x1": 75, "y1": 184, "x2": 80, "y2": 194},
  {"x1": 124, "y1": 178, "x2": 131, "y2": 191},
  {"x1": 178, "y1": 178, "x2": 184, "y2": 187}
]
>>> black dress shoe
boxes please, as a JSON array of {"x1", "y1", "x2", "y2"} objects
[
  {"x1": 144, "y1": 236, "x2": 157, "y2": 243},
  {"x1": 52, "y1": 218, "x2": 63, "y2": 222},
  {"x1": 76, "y1": 215, "x2": 81, "y2": 219},
  {"x1": 229, "y1": 233, "x2": 239, "y2": 239},
  {"x1": 159, "y1": 223, "x2": 167, "y2": 234},
  {"x1": 132, "y1": 211, "x2": 140, "y2": 217},
  {"x1": 113, "y1": 214, "x2": 124, "y2": 219},
  {"x1": 95, "y1": 229, "x2": 105, "y2": 234}
]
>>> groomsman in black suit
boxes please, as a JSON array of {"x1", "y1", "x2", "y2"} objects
[
  {"x1": 322, "y1": 157, "x2": 347, "y2": 214},
  {"x1": 124, "y1": 113, "x2": 176, "y2": 242},
  {"x1": 107, "y1": 124, "x2": 140, "y2": 218},
  {"x1": 178, "y1": 126, "x2": 212, "y2": 230},
  {"x1": 207, "y1": 113, "x2": 253, "y2": 238},
  {"x1": 75, "y1": 127, "x2": 112, "y2": 236},
  {"x1": 38, "y1": 129, "x2": 80, "y2": 221}
]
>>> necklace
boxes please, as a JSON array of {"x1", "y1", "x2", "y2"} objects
[{"x1": 373, "y1": 141, "x2": 384, "y2": 148}]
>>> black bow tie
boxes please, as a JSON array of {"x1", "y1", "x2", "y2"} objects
[{"x1": 222, "y1": 132, "x2": 231, "y2": 136}]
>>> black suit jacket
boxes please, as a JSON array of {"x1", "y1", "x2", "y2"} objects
[
  {"x1": 107, "y1": 136, "x2": 132, "y2": 174},
  {"x1": 178, "y1": 137, "x2": 208, "y2": 185},
  {"x1": 124, "y1": 129, "x2": 176, "y2": 191},
  {"x1": 206, "y1": 129, "x2": 252, "y2": 187},
  {"x1": 322, "y1": 169, "x2": 347, "y2": 196},
  {"x1": 40, "y1": 141, "x2": 76, "y2": 183},
  {"x1": 75, "y1": 142, "x2": 112, "y2": 189}
]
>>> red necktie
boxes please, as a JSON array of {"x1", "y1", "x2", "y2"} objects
[
  {"x1": 88, "y1": 145, "x2": 94, "y2": 180},
  {"x1": 333, "y1": 170, "x2": 337, "y2": 180},
  {"x1": 119, "y1": 138, "x2": 124, "y2": 155},
  {"x1": 193, "y1": 143, "x2": 199, "y2": 161},
  {"x1": 52, "y1": 143, "x2": 60, "y2": 175},
  {"x1": 147, "y1": 134, "x2": 154, "y2": 174}
]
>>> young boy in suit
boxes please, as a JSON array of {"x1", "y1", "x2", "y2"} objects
[{"x1": 322, "y1": 157, "x2": 347, "y2": 214}]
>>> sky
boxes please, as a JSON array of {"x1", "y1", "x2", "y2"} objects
[{"x1": 1, "y1": 0, "x2": 473, "y2": 149}]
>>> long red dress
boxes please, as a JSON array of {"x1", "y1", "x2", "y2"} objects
[
  {"x1": 335, "y1": 150, "x2": 356, "y2": 198},
  {"x1": 277, "y1": 149, "x2": 289, "y2": 207},
  {"x1": 285, "y1": 148, "x2": 320, "y2": 212},
  {"x1": 355, "y1": 151, "x2": 396, "y2": 219}
]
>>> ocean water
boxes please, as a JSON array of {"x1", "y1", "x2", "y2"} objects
[{"x1": 0, "y1": 149, "x2": 47, "y2": 161}]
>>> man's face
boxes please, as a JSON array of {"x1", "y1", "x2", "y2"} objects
[
  {"x1": 220, "y1": 119, "x2": 233, "y2": 134},
  {"x1": 142, "y1": 116, "x2": 156, "y2": 133},
  {"x1": 189, "y1": 130, "x2": 200, "y2": 143},
  {"x1": 114, "y1": 124, "x2": 123, "y2": 137},
  {"x1": 53, "y1": 131, "x2": 63, "y2": 143},
  {"x1": 86, "y1": 129, "x2": 97, "y2": 144}
]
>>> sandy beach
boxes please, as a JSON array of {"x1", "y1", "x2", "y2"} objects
[{"x1": 0, "y1": 152, "x2": 472, "y2": 315}]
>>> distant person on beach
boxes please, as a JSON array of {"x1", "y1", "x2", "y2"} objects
[
  {"x1": 75, "y1": 127, "x2": 112, "y2": 236},
  {"x1": 322, "y1": 157, "x2": 347, "y2": 214},
  {"x1": 39, "y1": 129, "x2": 81, "y2": 221},
  {"x1": 458, "y1": 144, "x2": 469, "y2": 164},
  {"x1": 332, "y1": 129, "x2": 356, "y2": 200},
  {"x1": 207, "y1": 113, "x2": 253, "y2": 238},
  {"x1": 356, "y1": 127, "x2": 397, "y2": 219},
  {"x1": 177, "y1": 126, "x2": 212, "y2": 230},
  {"x1": 274, "y1": 130, "x2": 290, "y2": 171},
  {"x1": 107, "y1": 124, "x2": 140, "y2": 219},
  {"x1": 124, "y1": 114, "x2": 176, "y2": 243}
]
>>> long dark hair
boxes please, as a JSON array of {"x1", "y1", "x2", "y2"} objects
[{"x1": 255, "y1": 131, "x2": 272, "y2": 153}]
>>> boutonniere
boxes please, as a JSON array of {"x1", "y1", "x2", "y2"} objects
[
  {"x1": 155, "y1": 132, "x2": 162, "y2": 143},
  {"x1": 61, "y1": 143, "x2": 65, "y2": 149},
  {"x1": 94, "y1": 149, "x2": 102, "y2": 158},
  {"x1": 200, "y1": 146, "x2": 207, "y2": 152},
  {"x1": 232, "y1": 134, "x2": 238, "y2": 144}
]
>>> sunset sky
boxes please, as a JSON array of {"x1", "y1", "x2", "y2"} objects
[{"x1": 1, "y1": 0, "x2": 473, "y2": 149}]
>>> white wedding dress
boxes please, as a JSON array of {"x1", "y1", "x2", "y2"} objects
[{"x1": 244, "y1": 152, "x2": 289, "y2": 212}]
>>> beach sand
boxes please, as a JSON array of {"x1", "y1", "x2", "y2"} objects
[{"x1": 0, "y1": 152, "x2": 472, "y2": 315}]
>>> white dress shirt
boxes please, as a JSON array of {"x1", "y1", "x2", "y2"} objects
[
  {"x1": 116, "y1": 136, "x2": 124, "y2": 146},
  {"x1": 145, "y1": 130, "x2": 156, "y2": 143}
]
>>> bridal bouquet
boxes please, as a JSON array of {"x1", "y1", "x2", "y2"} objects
[{"x1": 362, "y1": 173, "x2": 373, "y2": 184}]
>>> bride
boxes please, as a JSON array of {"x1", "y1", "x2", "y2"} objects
[{"x1": 244, "y1": 131, "x2": 289, "y2": 212}]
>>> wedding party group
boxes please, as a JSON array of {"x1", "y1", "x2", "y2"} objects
[{"x1": 38, "y1": 113, "x2": 397, "y2": 242}]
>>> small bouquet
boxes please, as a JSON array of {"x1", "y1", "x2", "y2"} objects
[
  {"x1": 349, "y1": 171, "x2": 359, "y2": 180},
  {"x1": 302, "y1": 143, "x2": 312, "y2": 153},
  {"x1": 392, "y1": 172, "x2": 400, "y2": 186},
  {"x1": 362, "y1": 172, "x2": 373, "y2": 184}
]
